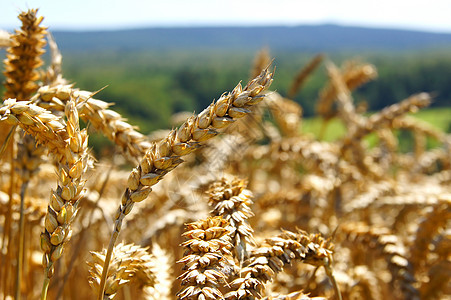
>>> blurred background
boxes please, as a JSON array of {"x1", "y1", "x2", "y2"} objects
[{"x1": 1, "y1": 0, "x2": 450, "y2": 146}]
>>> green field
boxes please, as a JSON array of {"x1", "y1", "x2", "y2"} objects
[{"x1": 302, "y1": 107, "x2": 451, "y2": 150}]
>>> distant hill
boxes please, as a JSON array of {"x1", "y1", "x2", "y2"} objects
[{"x1": 51, "y1": 24, "x2": 451, "y2": 53}]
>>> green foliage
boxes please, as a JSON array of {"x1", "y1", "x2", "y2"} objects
[
  {"x1": 302, "y1": 107, "x2": 451, "y2": 152},
  {"x1": 1, "y1": 47, "x2": 450, "y2": 148}
]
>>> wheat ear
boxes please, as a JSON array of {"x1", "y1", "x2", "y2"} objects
[
  {"x1": 225, "y1": 229, "x2": 334, "y2": 299},
  {"x1": 40, "y1": 97, "x2": 91, "y2": 299},
  {"x1": 96, "y1": 67, "x2": 273, "y2": 300},
  {"x1": 342, "y1": 222, "x2": 419, "y2": 300},
  {"x1": 325, "y1": 61, "x2": 366, "y2": 129},
  {"x1": 287, "y1": 53, "x2": 324, "y2": 99},
  {"x1": 316, "y1": 61, "x2": 377, "y2": 120},
  {"x1": 31, "y1": 85, "x2": 152, "y2": 160},
  {"x1": 0, "y1": 99, "x2": 68, "y2": 160},
  {"x1": 342, "y1": 93, "x2": 431, "y2": 149},
  {"x1": 207, "y1": 177, "x2": 256, "y2": 262},
  {"x1": 409, "y1": 197, "x2": 450, "y2": 273},
  {"x1": 143, "y1": 243, "x2": 173, "y2": 300},
  {"x1": 0, "y1": 99, "x2": 64, "y2": 293},
  {"x1": 3, "y1": 9, "x2": 46, "y2": 101},
  {"x1": 88, "y1": 243, "x2": 156, "y2": 299},
  {"x1": 177, "y1": 216, "x2": 233, "y2": 300}
]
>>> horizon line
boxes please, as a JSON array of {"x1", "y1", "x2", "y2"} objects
[{"x1": 2, "y1": 21, "x2": 451, "y2": 35}]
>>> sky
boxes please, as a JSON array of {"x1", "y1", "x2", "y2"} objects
[{"x1": 1, "y1": 0, "x2": 451, "y2": 33}]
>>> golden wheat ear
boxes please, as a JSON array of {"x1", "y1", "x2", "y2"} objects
[
  {"x1": 226, "y1": 229, "x2": 333, "y2": 300},
  {"x1": 0, "y1": 99, "x2": 68, "y2": 161},
  {"x1": 143, "y1": 243, "x2": 173, "y2": 300},
  {"x1": 287, "y1": 53, "x2": 324, "y2": 99},
  {"x1": 3, "y1": 9, "x2": 47, "y2": 101},
  {"x1": 316, "y1": 60, "x2": 377, "y2": 120},
  {"x1": 40, "y1": 97, "x2": 92, "y2": 299},
  {"x1": 409, "y1": 197, "x2": 451, "y2": 274},
  {"x1": 88, "y1": 243, "x2": 156, "y2": 299},
  {"x1": 177, "y1": 216, "x2": 233, "y2": 300},
  {"x1": 341, "y1": 222, "x2": 420, "y2": 300},
  {"x1": 30, "y1": 85, "x2": 152, "y2": 160},
  {"x1": 207, "y1": 177, "x2": 256, "y2": 262}
]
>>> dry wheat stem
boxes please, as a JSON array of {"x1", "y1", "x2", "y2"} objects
[
  {"x1": 15, "y1": 136, "x2": 46, "y2": 299},
  {"x1": 96, "y1": 67, "x2": 273, "y2": 300},
  {"x1": 15, "y1": 181, "x2": 28, "y2": 300}
]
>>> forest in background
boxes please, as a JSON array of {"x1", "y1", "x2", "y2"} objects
[{"x1": 1, "y1": 25, "x2": 451, "y2": 143}]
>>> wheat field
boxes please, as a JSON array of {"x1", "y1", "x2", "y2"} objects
[{"x1": 0, "y1": 9, "x2": 450, "y2": 300}]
